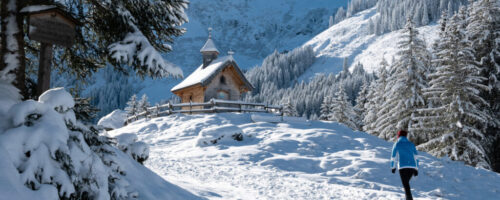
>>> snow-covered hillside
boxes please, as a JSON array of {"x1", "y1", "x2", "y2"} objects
[
  {"x1": 302, "y1": 7, "x2": 439, "y2": 80},
  {"x1": 109, "y1": 113, "x2": 500, "y2": 199}
]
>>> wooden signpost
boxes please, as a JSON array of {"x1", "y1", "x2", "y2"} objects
[{"x1": 21, "y1": 6, "x2": 78, "y2": 96}]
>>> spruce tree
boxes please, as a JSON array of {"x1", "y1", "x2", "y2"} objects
[
  {"x1": 354, "y1": 80, "x2": 369, "y2": 130},
  {"x1": 138, "y1": 94, "x2": 150, "y2": 114},
  {"x1": 282, "y1": 99, "x2": 298, "y2": 117},
  {"x1": 320, "y1": 96, "x2": 333, "y2": 120},
  {"x1": 467, "y1": 0, "x2": 500, "y2": 143},
  {"x1": 364, "y1": 58, "x2": 389, "y2": 135},
  {"x1": 418, "y1": 8, "x2": 493, "y2": 169},
  {"x1": 125, "y1": 94, "x2": 139, "y2": 116},
  {"x1": 375, "y1": 19, "x2": 429, "y2": 141},
  {"x1": 330, "y1": 86, "x2": 357, "y2": 129},
  {"x1": 0, "y1": 0, "x2": 188, "y2": 97}
]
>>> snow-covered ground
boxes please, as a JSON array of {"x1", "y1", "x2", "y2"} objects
[{"x1": 109, "y1": 113, "x2": 500, "y2": 199}]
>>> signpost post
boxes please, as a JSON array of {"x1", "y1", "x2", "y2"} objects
[{"x1": 21, "y1": 6, "x2": 78, "y2": 97}]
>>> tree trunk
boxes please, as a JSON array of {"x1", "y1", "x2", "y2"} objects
[
  {"x1": 37, "y1": 43, "x2": 52, "y2": 97},
  {"x1": 0, "y1": 0, "x2": 26, "y2": 98}
]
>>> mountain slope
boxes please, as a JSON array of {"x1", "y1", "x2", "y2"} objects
[
  {"x1": 109, "y1": 113, "x2": 500, "y2": 199},
  {"x1": 301, "y1": 7, "x2": 439, "y2": 80}
]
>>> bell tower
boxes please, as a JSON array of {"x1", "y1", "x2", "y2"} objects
[{"x1": 200, "y1": 27, "x2": 219, "y2": 68}]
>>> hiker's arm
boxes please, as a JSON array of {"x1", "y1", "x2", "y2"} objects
[{"x1": 391, "y1": 143, "x2": 398, "y2": 169}]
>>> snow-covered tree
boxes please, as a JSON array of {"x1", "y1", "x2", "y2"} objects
[
  {"x1": 346, "y1": 0, "x2": 378, "y2": 18},
  {"x1": 73, "y1": 97, "x2": 100, "y2": 123},
  {"x1": 329, "y1": 15, "x2": 334, "y2": 27},
  {"x1": 338, "y1": 57, "x2": 351, "y2": 79},
  {"x1": 320, "y1": 96, "x2": 333, "y2": 120},
  {"x1": 125, "y1": 94, "x2": 139, "y2": 116},
  {"x1": 354, "y1": 80, "x2": 370, "y2": 130},
  {"x1": 375, "y1": 19, "x2": 430, "y2": 141},
  {"x1": 417, "y1": 8, "x2": 493, "y2": 169},
  {"x1": 0, "y1": 0, "x2": 188, "y2": 98},
  {"x1": 244, "y1": 45, "x2": 374, "y2": 119},
  {"x1": 375, "y1": 0, "x2": 468, "y2": 34},
  {"x1": 467, "y1": 0, "x2": 500, "y2": 128},
  {"x1": 137, "y1": 94, "x2": 150, "y2": 114},
  {"x1": 334, "y1": 7, "x2": 346, "y2": 24},
  {"x1": 364, "y1": 58, "x2": 389, "y2": 135},
  {"x1": 0, "y1": 87, "x2": 140, "y2": 199},
  {"x1": 282, "y1": 99, "x2": 298, "y2": 117},
  {"x1": 330, "y1": 86, "x2": 357, "y2": 129}
]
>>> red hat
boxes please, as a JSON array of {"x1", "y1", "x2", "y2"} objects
[{"x1": 397, "y1": 130, "x2": 408, "y2": 138}]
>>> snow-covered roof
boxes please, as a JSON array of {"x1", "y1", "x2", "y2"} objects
[
  {"x1": 171, "y1": 56, "x2": 253, "y2": 92},
  {"x1": 200, "y1": 38, "x2": 219, "y2": 53}
]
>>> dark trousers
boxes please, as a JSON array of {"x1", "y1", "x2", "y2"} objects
[{"x1": 399, "y1": 168, "x2": 416, "y2": 200}]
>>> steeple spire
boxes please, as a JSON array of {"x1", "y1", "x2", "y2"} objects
[{"x1": 200, "y1": 27, "x2": 219, "y2": 67}]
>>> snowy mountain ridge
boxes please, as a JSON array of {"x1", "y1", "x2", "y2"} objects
[
  {"x1": 301, "y1": 7, "x2": 439, "y2": 80},
  {"x1": 109, "y1": 113, "x2": 500, "y2": 199}
]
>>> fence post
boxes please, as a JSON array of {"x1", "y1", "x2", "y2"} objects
[
  {"x1": 280, "y1": 105, "x2": 284, "y2": 122},
  {"x1": 189, "y1": 100, "x2": 192, "y2": 115},
  {"x1": 156, "y1": 105, "x2": 160, "y2": 117},
  {"x1": 213, "y1": 99, "x2": 218, "y2": 113},
  {"x1": 168, "y1": 103, "x2": 172, "y2": 115}
]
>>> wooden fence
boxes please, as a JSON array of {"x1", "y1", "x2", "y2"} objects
[{"x1": 125, "y1": 99, "x2": 282, "y2": 124}]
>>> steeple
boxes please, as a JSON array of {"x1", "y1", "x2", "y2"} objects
[{"x1": 200, "y1": 27, "x2": 219, "y2": 68}]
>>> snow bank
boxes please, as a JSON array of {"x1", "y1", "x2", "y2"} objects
[
  {"x1": 98, "y1": 109, "x2": 127, "y2": 130},
  {"x1": 114, "y1": 133, "x2": 150, "y2": 164},
  {"x1": 111, "y1": 113, "x2": 500, "y2": 199},
  {"x1": 251, "y1": 113, "x2": 310, "y2": 125},
  {"x1": 195, "y1": 124, "x2": 252, "y2": 147},
  {"x1": 38, "y1": 87, "x2": 75, "y2": 111}
]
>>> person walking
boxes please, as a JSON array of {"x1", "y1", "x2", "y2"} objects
[{"x1": 391, "y1": 130, "x2": 419, "y2": 200}]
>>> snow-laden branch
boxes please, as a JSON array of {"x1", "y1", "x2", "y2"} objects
[{"x1": 108, "y1": 3, "x2": 185, "y2": 78}]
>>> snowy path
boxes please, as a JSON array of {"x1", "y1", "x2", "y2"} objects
[
  {"x1": 110, "y1": 113, "x2": 500, "y2": 199},
  {"x1": 147, "y1": 145, "x2": 401, "y2": 200}
]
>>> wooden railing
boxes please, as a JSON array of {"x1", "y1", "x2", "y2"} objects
[{"x1": 125, "y1": 99, "x2": 282, "y2": 124}]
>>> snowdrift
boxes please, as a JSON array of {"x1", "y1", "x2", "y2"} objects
[
  {"x1": 98, "y1": 109, "x2": 128, "y2": 130},
  {"x1": 0, "y1": 87, "x2": 201, "y2": 200},
  {"x1": 111, "y1": 113, "x2": 500, "y2": 199}
]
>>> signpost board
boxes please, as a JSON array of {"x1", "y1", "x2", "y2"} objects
[
  {"x1": 28, "y1": 10, "x2": 76, "y2": 47},
  {"x1": 21, "y1": 6, "x2": 78, "y2": 96}
]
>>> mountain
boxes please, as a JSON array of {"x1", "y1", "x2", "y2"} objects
[
  {"x1": 301, "y1": 7, "x2": 439, "y2": 81},
  {"x1": 108, "y1": 113, "x2": 500, "y2": 199}
]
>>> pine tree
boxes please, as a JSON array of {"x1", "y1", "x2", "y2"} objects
[
  {"x1": 0, "y1": 0, "x2": 188, "y2": 98},
  {"x1": 125, "y1": 94, "x2": 139, "y2": 116},
  {"x1": 364, "y1": 58, "x2": 389, "y2": 135},
  {"x1": 329, "y1": 15, "x2": 334, "y2": 27},
  {"x1": 282, "y1": 99, "x2": 298, "y2": 117},
  {"x1": 418, "y1": 7, "x2": 493, "y2": 169},
  {"x1": 375, "y1": 19, "x2": 430, "y2": 141},
  {"x1": 330, "y1": 86, "x2": 357, "y2": 129},
  {"x1": 73, "y1": 97, "x2": 100, "y2": 123},
  {"x1": 138, "y1": 94, "x2": 150, "y2": 114},
  {"x1": 334, "y1": 7, "x2": 346, "y2": 24},
  {"x1": 354, "y1": 80, "x2": 369, "y2": 130},
  {"x1": 467, "y1": 0, "x2": 500, "y2": 129},
  {"x1": 320, "y1": 96, "x2": 333, "y2": 120}
]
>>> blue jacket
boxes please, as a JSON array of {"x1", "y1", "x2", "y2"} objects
[{"x1": 391, "y1": 136, "x2": 419, "y2": 170}]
